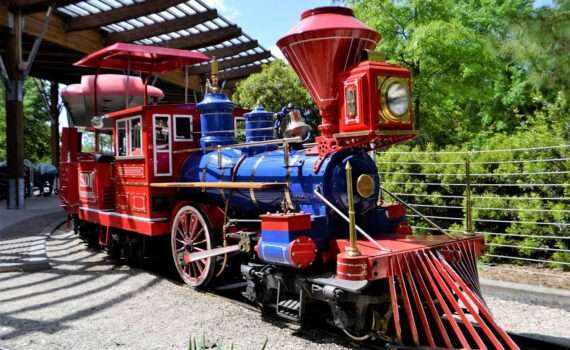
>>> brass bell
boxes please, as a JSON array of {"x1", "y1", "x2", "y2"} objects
[{"x1": 283, "y1": 109, "x2": 312, "y2": 139}]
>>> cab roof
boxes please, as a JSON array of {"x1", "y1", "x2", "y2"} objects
[{"x1": 74, "y1": 43, "x2": 210, "y2": 74}]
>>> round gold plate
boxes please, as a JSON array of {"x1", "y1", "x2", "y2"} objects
[{"x1": 356, "y1": 174, "x2": 375, "y2": 198}]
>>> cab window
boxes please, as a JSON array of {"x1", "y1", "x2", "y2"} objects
[
  {"x1": 117, "y1": 120, "x2": 127, "y2": 156},
  {"x1": 81, "y1": 131, "x2": 96, "y2": 153},
  {"x1": 98, "y1": 133, "x2": 114, "y2": 154},
  {"x1": 174, "y1": 115, "x2": 193, "y2": 141},
  {"x1": 116, "y1": 116, "x2": 142, "y2": 158}
]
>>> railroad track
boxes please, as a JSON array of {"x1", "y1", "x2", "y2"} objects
[
  {"x1": 210, "y1": 284, "x2": 570, "y2": 350},
  {"x1": 81, "y1": 238, "x2": 568, "y2": 350}
]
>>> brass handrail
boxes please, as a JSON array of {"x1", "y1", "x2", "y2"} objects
[{"x1": 313, "y1": 187, "x2": 391, "y2": 252}]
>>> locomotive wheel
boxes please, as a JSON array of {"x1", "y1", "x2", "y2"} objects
[{"x1": 171, "y1": 205, "x2": 216, "y2": 288}]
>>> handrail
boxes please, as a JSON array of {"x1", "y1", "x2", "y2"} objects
[
  {"x1": 313, "y1": 187, "x2": 391, "y2": 252},
  {"x1": 172, "y1": 136, "x2": 303, "y2": 154},
  {"x1": 380, "y1": 186, "x2": 461, "y2": 239}
]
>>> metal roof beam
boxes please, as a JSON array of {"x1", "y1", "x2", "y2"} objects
[
  {"x1": 188, "y1": 51, "x2": 270, "y2": 75},
  {"x1": 203, "y1": 40, "x2": 258, "y2": 59},
  {"x1": 66, "y1": 0, "x2": 184, "y2": 32},
  {"x1": 218, "y1": 64, "x2": 262, "y2": 81},
  {"x1": 105, "y1": 9, "x2": 217, "y2": 44},
  {"x1": 165, "y1": 25, "x2": 241, "y2": 50}
]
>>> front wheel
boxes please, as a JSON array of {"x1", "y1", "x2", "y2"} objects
[{"x1": 171, "y1": 205, "x2": 216, "y2": 288}]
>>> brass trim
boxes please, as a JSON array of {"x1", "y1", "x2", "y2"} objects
[
  {"x1": 375, "y1": 130, "x2": 418, "y2": 136},
  {"x1": 150, "y1": 182, "x2": 288, "y2": 190},
  {"x1": 356, "y1": 174, "x2": 375, "y2": 198},
  {"x1": 378, "y1": 76, "x2": 411, "y2": 123},
  {"x1": 333, "y1": 130, "x2": 372, "y2": 139},
  {"x1": 250, "y1": 155, "x2": 265, "y2": 205}
]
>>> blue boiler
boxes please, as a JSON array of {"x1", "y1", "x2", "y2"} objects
[{"x1": 180, "y1": 148, "x2": 379, "y2": 218}]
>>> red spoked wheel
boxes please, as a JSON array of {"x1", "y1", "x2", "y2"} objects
[{"x1": 171, "y1": 205, "x2": 216, "y2": 288}]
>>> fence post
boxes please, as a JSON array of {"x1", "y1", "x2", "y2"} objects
[{"x1": 465, "y1": 156, "x2": 474, "y2": 234}]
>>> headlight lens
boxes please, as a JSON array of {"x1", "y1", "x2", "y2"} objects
[{"x1": 386, "y1": 82, "x2": 410, "y2": 117}]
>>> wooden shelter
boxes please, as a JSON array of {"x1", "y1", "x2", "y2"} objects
[{"x1": 0, "y1": 0, "x2": 273, "y2": 208}]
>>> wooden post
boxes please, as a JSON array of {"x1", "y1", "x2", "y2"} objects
[
  {"x1": 50, "y1": 81, "x2": 59, "y2": 168},
  {"x1": 4, "y1": 11, "x2": 25, "y2": 209}
]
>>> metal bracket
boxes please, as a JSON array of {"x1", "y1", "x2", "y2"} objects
[{"x1": 0, "y1": 56, "x2": 9, "y2": 88}]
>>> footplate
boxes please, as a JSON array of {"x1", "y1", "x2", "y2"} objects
[{"x1": 276, "y1": 280, "x2": 304, "y2": 322}]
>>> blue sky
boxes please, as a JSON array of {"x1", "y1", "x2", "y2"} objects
[
  {"x1": 204, "y1": 0, "x2": 335, "y2": 58},
  {"x1": 206, "y1": 0, "x2": 555, "y2": 59}
]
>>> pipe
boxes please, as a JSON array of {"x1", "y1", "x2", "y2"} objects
[{"x1": 173, "y1": 136, "x2": 303, "y2": 154}]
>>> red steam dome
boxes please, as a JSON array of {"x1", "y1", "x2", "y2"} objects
[{"x1": 277, "y1": 7, "x2": 380, "y2": 136}]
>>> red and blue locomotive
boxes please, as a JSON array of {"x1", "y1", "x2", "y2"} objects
[{"x1": 59, "y1": 7, "x2": 519, "y2": 349}]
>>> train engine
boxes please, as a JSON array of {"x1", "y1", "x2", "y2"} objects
[
  {"x1": 168, "y1": 7, "x2": 519, "y2": 349},
  {"x1": 58, "y1": 6, "x2": 520, "y2": 350}
]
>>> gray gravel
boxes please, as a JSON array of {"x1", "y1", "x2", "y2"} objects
[{"x1": 0, "y1": 228, "x2": 568, "y2": 350}]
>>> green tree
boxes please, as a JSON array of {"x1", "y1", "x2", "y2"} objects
[
  {"x1": 0, "y1": 78, "x2": 52, "y2": 163},
  {"x1": 507, "y1": 0, "x2": 570, "y2": 99},
  {"x1": 232, "y1": 60, "x2": 316, "y2": 116}
]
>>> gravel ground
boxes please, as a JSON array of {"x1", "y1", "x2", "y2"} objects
[{"x1": 0, "y1": 228, "x2": 569, "y2": 350}]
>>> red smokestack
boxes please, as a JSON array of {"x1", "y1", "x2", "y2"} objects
[{"x1": 277, "y1": 7, "x2": 380, "y2": 137}]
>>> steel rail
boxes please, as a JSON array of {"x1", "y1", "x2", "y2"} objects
[
  {"x1": 407, "y1": 203, "x2": 570, "y2": 214},
  {"x1": 486, "y1": 254, "x2": 570, "y2": 266},
  {"x1": 384, "y1": 181, "x2": 570, "y2": 187},
  {"x1": 482, "y1": 231, "x2": 570, "y2": 240},
  {"x1": 486, "y1": 243, "x2": 570, "y2": 253},
  {"x1": 378, "y1": 170, "x2": 570, "y2": 177},
  {"x1": 383, "y1": 144, "x2": 570, "y2": 155},
  {"x1": 376, "y1": 157, "x2": 570, "y2": 165},
  {"x1": 390, "y1": 192, "x2": 570, "y2": 201}
]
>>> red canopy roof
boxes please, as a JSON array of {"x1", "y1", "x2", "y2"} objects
[{"x1": 74, "y1": 43, "x2": 210, "y2": 73}]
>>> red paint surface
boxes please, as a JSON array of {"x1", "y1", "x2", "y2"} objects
[
  {"x1": 288, "y1": 236, "x2": 317, "y2": 268},
  {"x1": 277, "y1": 7, "x2": 379, "y2": 137},
  {"x1": 74, "y1": 42, "x2": 209, "y2": 73},
  {"x1": 382, "y1": 202, "x2": 406, "y2": 220},
  {"x1": 260, "y1": 212, "x2": 312, "y2": 232},
  {"x1": 332, "y1": 235, "x2": 485, "y2": 281}
]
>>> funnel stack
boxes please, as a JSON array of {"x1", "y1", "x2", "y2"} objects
[{"x1": 277, "y1": 7, "x2": 380, "y2": 137}]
